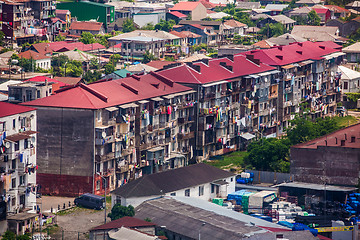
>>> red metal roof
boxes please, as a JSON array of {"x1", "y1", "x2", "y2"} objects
[
  {"x1": 313, "y1": 8, "x2": 330, "y2": 14},
  {"x1": 24, "y1": 76, "x2": 68, "y2": 88},
  {"x1": 169, "y1": 11, "x2": 187, "y2": 18},
  {"x1": 241, "y1": 41, "x2": 341, "y2": 66},
  {"x1": 293, "y1": 123, "x2": 360, "y2": 149},
  {"x1": 158, "y1": 54, "x2": 276, "y2": 84},
  {"x1": 200, "y1": 0, "x2": 216, "y2": 9},
  {"x1": 70, "y1": 21, "x2": 103, "y2": 31},
  {"x1": 23, "y1": 72, "x2": 192, "y2": 110},
  {"x1": 170, "y1": 2, "x2": 203, "y2": 11},
  {"x1": 90, "y1": 216, "x2": 156, "y2": 231},
  {"x1": 113, "y1": 43, "x2": 122, "y2": 48},
  {"x1": 0, "y1": 102, "x2": 36, "y2": 118},
  {"x1": 18, "y1": 50, "x2": 50, "y2": 60}
]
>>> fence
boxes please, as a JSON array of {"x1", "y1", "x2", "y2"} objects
[{"x1": 245, "y1": 169, "x2": 294, "y2": 184}]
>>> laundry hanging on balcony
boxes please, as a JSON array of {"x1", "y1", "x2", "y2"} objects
[{"x1": 25, "y1": 27, "x2": 47, "y2": 36}]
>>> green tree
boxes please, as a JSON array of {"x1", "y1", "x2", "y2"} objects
[
  {"x1": 104, "y1": 63, "x2": 115, "y2": 75},
  {"x1": 110, "y1": 54, "x2": 122, "y2": 66},
  {"x1": 142, "y1": 50, "x2": 156, "y2": 63},
  {"x1": 154, "y1": 19, "x2": 176, "y2": 32},
  {"x1": 141, "y1": 23, "x2": 155, "y2": 30},
  {"x1": 79, "y1": 32, "x2": 96, "y2": 44},
  {"x1": 244, "y1": 138, "x2": 291, "y2": 172},
  {"x1": 64, "y1": 61, "x2": 83, "y2": 77},
  {"x1": 2, "y1": 231, "x2": 16, "y2": 240},
  {"x1": 82, "y1": 70, "x2": 102, "y2": 83},
  {"x1": 55, "y1": 34, "x2": 66, "y2": 42},
  {"x1": 307, "y1": 10, "x2": 321, "y2": 26},
  {"x1": 259, "y1": 23, "x2": 284, "y2": 38},
  {"x1": 108, "y1": 204, "x2": 135, "y2": 221},
  {"x1": 122, "y1": 19, "x2": 136, "y2": 33},
  {"x1": 0, "y1": 31, "x2": 5, "y2": 46},
  {"x1": 90, "y1": 58, "x2": 99, "y2": 69}
]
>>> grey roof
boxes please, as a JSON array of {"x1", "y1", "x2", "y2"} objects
[
  {"x1": 266, "y1": 33, "x2": 306, "y2": 46},
  {"x1": 275, "y1": 181, "x2": 357, "y2": 192},
  {"x1": 271, "y1": 15, "x2": 296, "y2": 24},
  {"x1": 109, "y1": 30, "x2": 180, "y2": 41},
  {"x1": 135, "y1": 197, "x2": 270, "y2": 240},
  {"x1": 245, "y1": 230, "x2": 318, "y2": 240},
  {"x1": 236, "y1": 2, "x2": 261, "y2": 9},
  {"x1": 343, "y1": 42, "x2": 360, "y2": 53},
  {"x1": 179, "y1": 20, "x2": 223, "y2": 26},
  {"x1": 111, "y1": 163, "x2": 235, "y2": 198},
  {"x1": 264, "y1": 4, "x2": 289, "y2": 11}
]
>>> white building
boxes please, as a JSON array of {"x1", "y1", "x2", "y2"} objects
[
  {"x1": 0, "y1": 102, "x2": 37, "y2": 234},
  {"x1": 110, "y1": 163, "x2": 236, "y2": 208},
  {"x1": 338, "y1": 66, "x2": 360, "y2": 93}
]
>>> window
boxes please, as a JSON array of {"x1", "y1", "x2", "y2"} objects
[
  {"x1": 14, "y1": 141, "x2": 19, "y2": 151},
  {"x1": 211, "y1": 184, "x2": 215, "y2": 193},
  {"x1": 97, "y1": 110, "x2": 101, "y2": 122},
  {"x1": 11, "y1": 178, "x2": 16, "y2": 189},
  {"x1": 198, "y1": 186, "x2": 204, "y2": 196},
  {"x1": 344, "y1": 81, "x2": 348, "y2": 90},
  {"x1": 19, "y1": 175, "x2": 25, "y2": 186},
  {"x1": 37, "y1": 90, "x2": 40, "y2": 98},
  {"x1": 170, "y1": 192, "x2": 176, "y2": 196},
  {"x1": 96, "y1": 180, "x2": 100, "y2": 190},
  {"x1": 185, "y1": 189, "x2": 190, "y2": 197},
  {"x1": 231, "y1": 178, "x2": 233, "y2": 182},
  {"x1": 0, "y1": 122, "x2": 5, "y2": 132},
  {"x1": 24, "y1": 139, "x2": 29, "y2": 149},
  {"x1": 12, "y1": 159, "x2": 16, "y2": 170},
  {"x1": 13, "y1": 119, "x2": 16, "y2": 129}
]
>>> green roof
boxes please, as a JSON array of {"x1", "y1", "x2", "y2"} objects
[
  {"x1": 77, "y1": 1, "x2": 112, "y2": 7},
  {"x1": 114, "y1": 69, "x2": 132, "y2": 78}
]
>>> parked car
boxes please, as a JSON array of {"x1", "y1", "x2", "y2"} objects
[{"x1": 74, "y1": 193, "x2": 105, "y2": 210}]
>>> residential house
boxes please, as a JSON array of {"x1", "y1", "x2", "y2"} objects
[
  {"x1": 343, "y1": 42, "x2": 360, "y2": 63},
  {"x1": 223, "y1": 19, "x2": 247, "y2": 36},
  {"x1": 18, "y1": 50, "x2": 51, "y2": 71},
  {"x1": 264, "y1": 4, "x2": 289, "y2": 16},
  {"x1": 295, "y1": 0, "x2": 323, "y2": 7},
  {"x1": 236, "y1": 2, "x2": 261, "y2": 10},
  {"x1": 8, "y1": 77, "x2": 55, "y2": 103},
  {"x1": 89, "y1": 216, "x2": 157, "y2": 240},
  {"x1": 169, "y1": 30, "x2": 202, "y2": 47},
  {"x1": 313, "y1": 8, "x2": 331, "y2": 24},
  {"x1": 145, "y1": 61, "x2": 178, "y2": 71},
  {"x1": 324, "y1": 5, "x2": 351, "y2": 19},
  {"x1": 218, "y1": 45, "x2": 257, "y2": 56},
  {"x1": 290, "y1": 123, "x2": 360, "y2": 186},
  {"x1": 243, "y1": 41, "x2": 344, "y2": 129},
  {"x1": 56, "y1": 49, "x2": 107, "y2": 72},
  {"x1": 0, "y1": 102, "x2": 37, "y2": 234},
  {"x1": 56, "y1": 1, "x2": 115, "y2": 32},
  {"x1": 24, "y1": 72, "x2": 196, "y2": 196},
  {"x1": 125, "y1": 64, "x2": 158, "y2": 74},
  {"x1": 207, "y1": 11, "x2": 230, "y2": 20},
  {"x1": 108, "y1": 18, "x2": 140, "y2": 33},
  {"x1": 102, "y1": 69, "x2": 133, "y2": 81},
  {"x1": 169, "y1": 2, "x2": 207, "y2": 21},
  {"x1": 167, "y1": 11, "x2": 188, "y2": 24},
  {"x1": 291, "y1": 25, "x2": 343, "y2": 43},
  {"x1": 257, "y1": 15, "x2": 295, "y2": 31},
  {"x1": 338, "y1": 66, "x2": 360, "y2": 93},
  {"x1": 1, "y1": 0, "x2": 55, "y2": 45},
  {"x1": 133, "y1": 12, "x2": 166, "y2": 28},
  {"x1": 346, "y1": 1, "x2": 360, "y2": 12},
  {"x1": 69, "y1": 21, "x2": 105, "y2": 37},
  {"x1": 326, "y1": 17, "x2": 360, "y2": 37},
  {"x1": 48, "y1": 17, "x2": 66, "y2": 38},
  {"x1": 110, "y1": 163, "x2": 235, "y2": 207},
  {"x1": 253, "y1": 33, "x2": 307, "y2": 49},
  {"x1": 288, "y1": 6, "x2": 312, "y2": 19},
  {"x1": 134, "y1": 197, "x2": 290, "y2": 240},
  {"x1": 108, "y1": 30, "x2": 181, "y2": 59},
  {"x1": 55, "y1": 9, "x2": 71, "y2": 30}
]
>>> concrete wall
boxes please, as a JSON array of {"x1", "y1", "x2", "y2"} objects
[
  {"x1": 35, "y1": 107, "x2": 95, "y2": 196},
  {"x1": 290, "y1": 146, "x2": 360, "y2": 186},
  {"x1": 133, "y1": 12, "x2": 165, "y2": 27},
  {"x1": 192, "y1": 4, "x2": 207, "y2": 21}
]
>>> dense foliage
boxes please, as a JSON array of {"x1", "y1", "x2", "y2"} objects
[
  {"x1": 51, "y1": 55, "x2": 83, "y2": 77},
  {"x1": 122, "y1": 19, "x2": 136, "y2": 33},
  {"x1": 108, "y1": 204, "x2": 135, "y2": 221}
]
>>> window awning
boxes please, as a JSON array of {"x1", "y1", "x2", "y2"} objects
[
  {"x1": 298, "y1": 60, "x2": 314, "y2": 66},
  {"x1": 147, "y1": 146, "x2": 164, "y2": 153},
  {"x1": 244, "y1": 74, "x2": 259, "y2": 79},
  {"x1": 6, "y1": 131, "x2": 37, "y2": 142},
  {"x1": 240, "y1": 132, "x2": 256, "y2": 140},
  {"x1": 138, "y1": 100, "x2": 149, "y2": 104},
  {"x1": 202, "y1": 80, "x2": 229, "y2": 88},
  {"x1": 105, "y1": 107, "x2": 118, "y2": 112},
  {"x1": 281, "y1": 64, "x2": 295, "y2": 69},
  {"x1": 119, "y1": 103, "x2": 138, "y2": 109},
  {"x1": 151, "y1": 97, "x2": 163, "y2": 101},
  {"x1": 212, "y1": 180, "x2": 228, "y2": 186},
  {"x1": 324, "y1": 52, "x2": 346, "y2": 60}
]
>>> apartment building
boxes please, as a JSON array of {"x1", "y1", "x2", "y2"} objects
[
  {"x1": 0, "y1": 102, "x2": 37, "y2": 233},
  {"x1": 24, "y1": 73, "x2": 195, "y2": 196},
  {"x1": 1, "y1": 0, "x2": 55, "y2": 45},
  {"x1": 243, "y1": 41, "x2": 345, "y2": 129}
]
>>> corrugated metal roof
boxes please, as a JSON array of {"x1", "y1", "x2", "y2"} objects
[{"x1": 275, "y1": 182, "x2": 357, "y2": 192}]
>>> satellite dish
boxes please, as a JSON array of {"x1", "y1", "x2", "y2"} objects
[
  {"x1": 5, "y1": 142, "x2": 10, "y2": 149},
  {"x1": 102, "y1": 132, "x2": 106, "y2": 138},
  {"x1": 30, "y1": 137, "x2": 35, "y2": 143}
]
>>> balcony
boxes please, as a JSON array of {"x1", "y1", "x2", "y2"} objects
[
  {"x1": 140, "y1": 143, "x2": 149, "y2": 151},
  {"x1": 95, "y1": 152, "x2": 115, "y2": 162}
]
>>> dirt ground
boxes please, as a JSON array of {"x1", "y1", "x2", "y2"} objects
[{"x1": 38, "y1": 196, "x2": 111, "y2": 240}]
